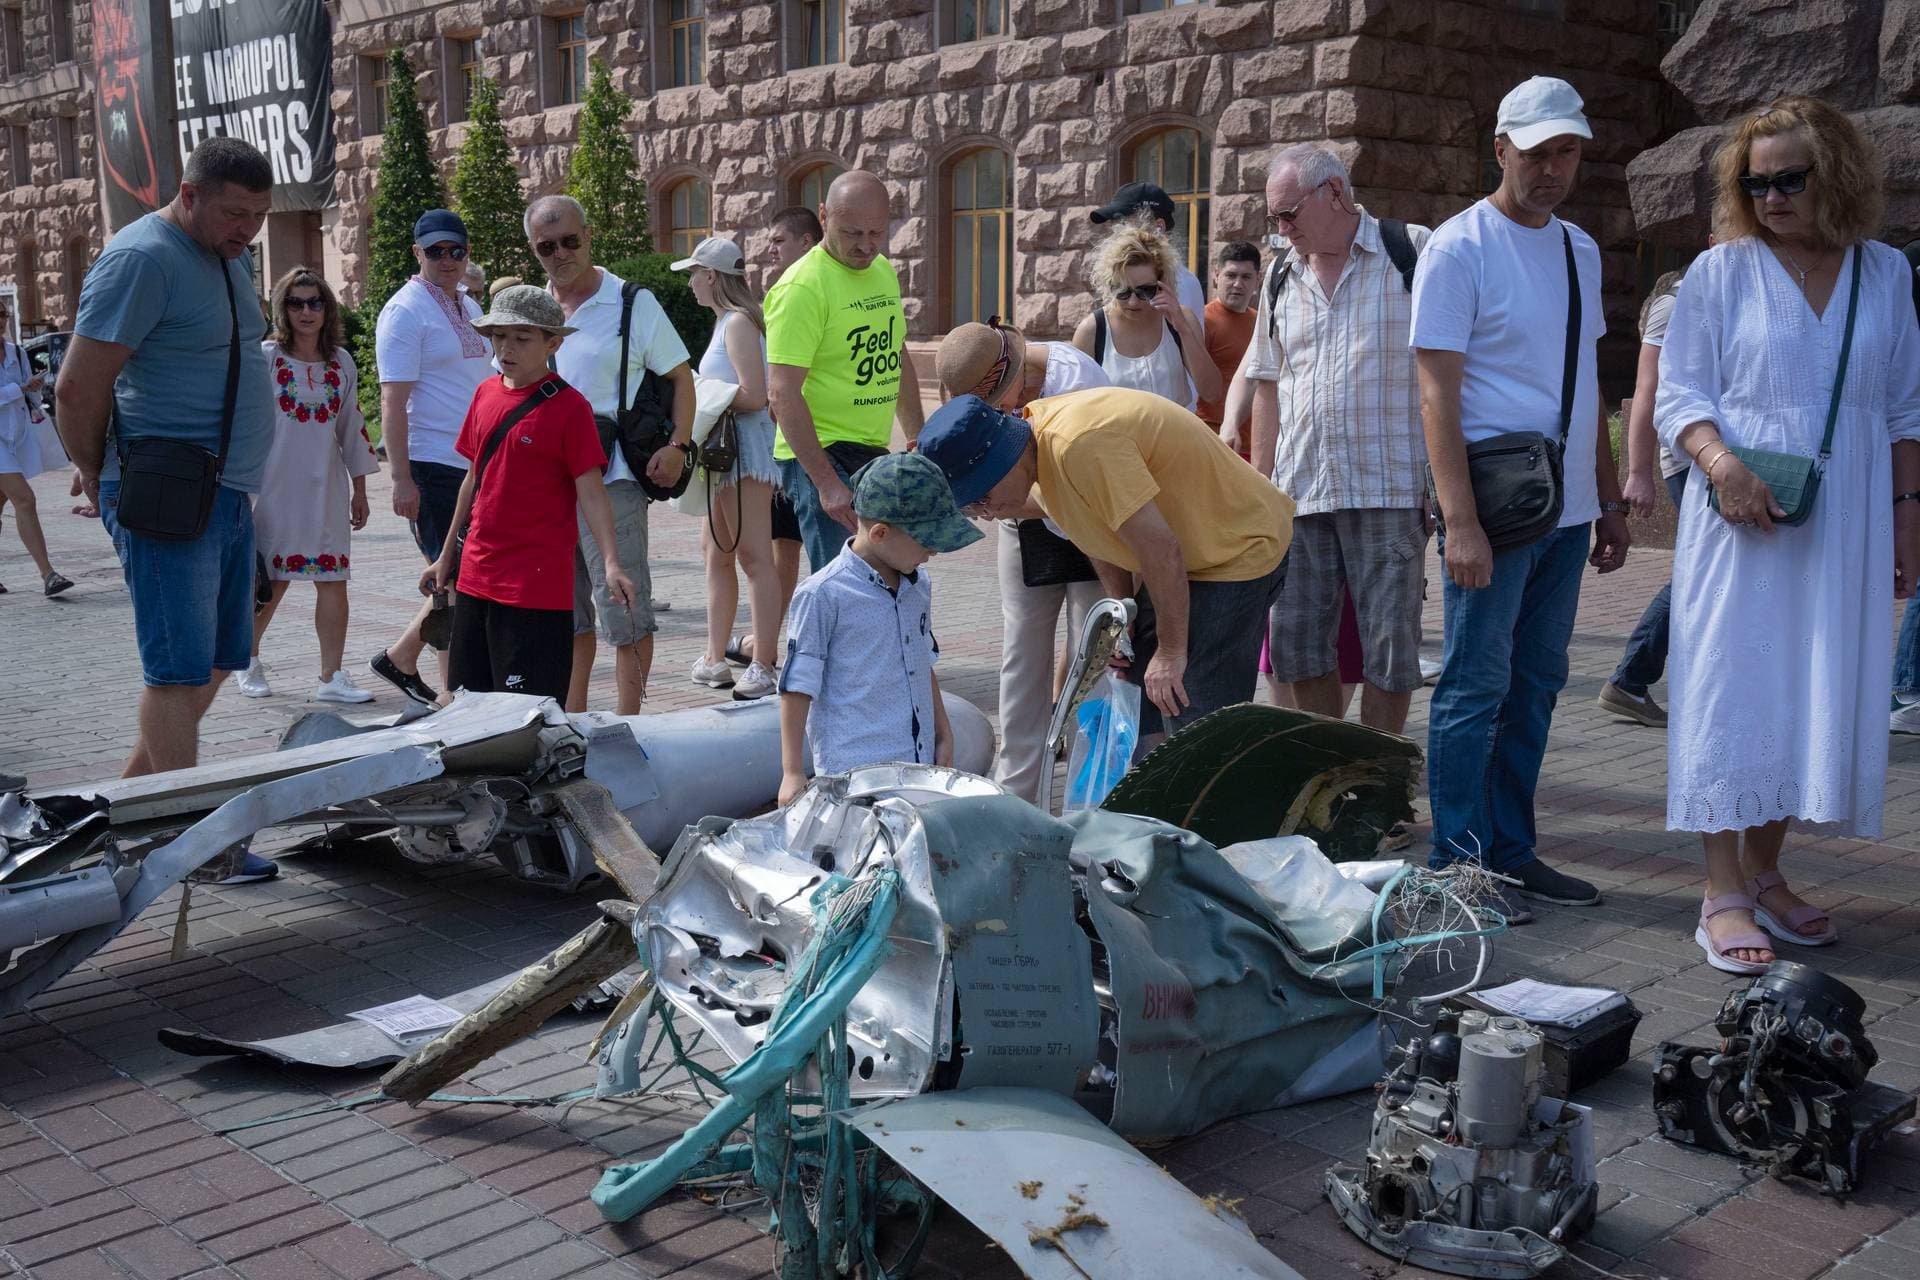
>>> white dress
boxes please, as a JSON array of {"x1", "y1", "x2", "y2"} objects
[
  {"x1": 1656, "y1": 238, "x2": 1920, "y2": 836},
  {"x1": 0, "y1": 341, "x2": 45, "y2": 477}
]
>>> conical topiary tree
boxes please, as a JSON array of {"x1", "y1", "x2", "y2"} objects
[
  {"x1": 566, "y1": 60, "x2": 651, "y2": 263},
  {"x1": 357, "y1": 47, "x2": 445, "y2": 427},
  {"x1": 452, "y1": 75, "x2": 541, "y2": 289}
]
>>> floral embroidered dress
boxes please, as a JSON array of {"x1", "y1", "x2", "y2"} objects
[{"x1": 255, "y1": 343, "x2": 379, "y2": 581}]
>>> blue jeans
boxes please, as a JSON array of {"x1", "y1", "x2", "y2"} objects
[
  {"x1": 1428, "y1": 523, "x2": 1591, "y2": 873},
  {"x1": 780, "y1": 442, "x2": 887, "y2": 574},
  {"x1": 1608, "y1": 472, "x2": 1689, "y2": 696},
  {"x1": 99, "y1": 480, "x2": 256, "y2": 687},
  {"x1": 1896, "y1": 595, "x2": 1920, "y2": 697}
]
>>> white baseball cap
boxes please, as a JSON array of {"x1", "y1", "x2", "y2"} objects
[
  {"x1": 670, "y1": 236, "x2": 746, "y2": 275},
  {"x1": 1495, "y1": 76, "x2": 1593, "y2": 151}
]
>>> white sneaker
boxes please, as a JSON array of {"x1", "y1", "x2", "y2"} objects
[
  {"x1": 315, "y1": 670, "x2": 375, "y2": 704},
  {"x1": 732, "y1": 661, "x2": 777, "y2": 701},
  {"x1": 691, "y1": 656, "x2": 735, "y2": 689},
  {"x1": 1892, "y1": 696, "x2": 1920, "y2": 735},
  {"x1": 1419, "y1": 656, "x2": 1444, "y2": 685},
  {"x1": 235, "y1": 658, "x2": 272, "y2": 698}
]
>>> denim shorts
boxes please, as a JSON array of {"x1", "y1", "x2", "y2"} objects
[
  {"x1": 99, "y1": 480, "x2": 257, "y2": 687},
  {"x1": 409, "y1": 459, "x2": 467, "y2": 562}
]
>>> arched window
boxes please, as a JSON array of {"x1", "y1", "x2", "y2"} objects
[
  {"x1": 793, "y1": 162, "x2": 844, "y2": 213},
  {"x1": 948, "y1": 148, "x2": 1012, "y2": 328},
  {"x1": 666, "y1": 178, "x2": 712, "y2": 260},
  {"x1": 1127, "y1": 127, "x2": 1211, "y2": 279}
]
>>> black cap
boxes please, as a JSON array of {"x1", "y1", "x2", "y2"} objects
[
  {"x1": 1090, "y1": 181, "x2": 1176, "y2": 226},
  {"x1": 413, "y1": 209, "x2": 469, "y2": 248}
]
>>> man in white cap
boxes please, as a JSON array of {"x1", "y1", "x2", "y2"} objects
[
  {"x1": 1410, "y1": 75, "x2": 1631, "y2": 923},
  {"x1": 527, "y1": 194, "x2": 696, "y2": 715}
]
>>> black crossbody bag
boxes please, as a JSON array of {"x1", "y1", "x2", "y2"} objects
[
  {"x1": 1428, "y1": 226, "x2": 1579, "y2": 552},
  {"x1": 112, "y1": 259, "x2": 243, "y2": 541}
]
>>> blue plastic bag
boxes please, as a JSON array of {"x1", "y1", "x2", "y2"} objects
[{"x1": 1064, "y1": 670, "x2": 1141, "y2": 812}]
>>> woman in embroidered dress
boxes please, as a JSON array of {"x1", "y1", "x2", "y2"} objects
[
  {"x1": 1658, "y1": 97, "x2": 1920, "y2": 973},
  {"x1": 0, "y1": 298, "x2": 74, "y2": 597},
  {"x1": 236, "y1": 268, "x2": 380, "y2": 703}
]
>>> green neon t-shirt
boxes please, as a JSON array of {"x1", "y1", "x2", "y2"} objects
[{"x1": 765, "y1": 245, "x2": 905, "y2": 461}]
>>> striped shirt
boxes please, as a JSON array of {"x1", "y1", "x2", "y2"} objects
[{"x1": 1244, "y1": 209, "x2": 1429, "y2": 515}]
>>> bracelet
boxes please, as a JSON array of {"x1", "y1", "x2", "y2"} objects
[
  {"x1": 1707, "y1": 449, "x2": 1736, "y2": 484},
  {"x1": 1897, "y1": 491, "x2": 1920, "y2": 506},
  {"x1": 1694, "y1": 443, "x2": 1727, "y2": 473}
]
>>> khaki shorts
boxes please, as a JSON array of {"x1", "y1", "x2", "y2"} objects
[
  {"x1": 1268, "y1": 507, "x2": 1426, "y2": 693},
  {"x1": 573, "y1": 479, "x2": 655, "y2": 645}
]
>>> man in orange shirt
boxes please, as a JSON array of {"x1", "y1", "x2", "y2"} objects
[{"x1": 1196, "y1": 240, "x2": 1261, "y2": 460}]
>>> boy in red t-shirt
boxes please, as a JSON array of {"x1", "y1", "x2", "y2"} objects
[{"x1": 421, "y1": 286, "x2": 636, "y2": 701}]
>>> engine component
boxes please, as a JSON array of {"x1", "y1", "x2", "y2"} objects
[
  {"x1": 1653, "y1": 961, "x2": 1915, "y2": 1194},
  {"x1": 1326, "y1": 1009, "x2": 1596, "y2": 1278}
]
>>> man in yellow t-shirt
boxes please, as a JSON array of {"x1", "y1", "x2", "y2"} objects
[
  {"x1": 766, "y1": 169, "x2": 926, "y2": 573},
  {"x1": 922, "y1": 385, "x2": 1295, "y2": 736}
]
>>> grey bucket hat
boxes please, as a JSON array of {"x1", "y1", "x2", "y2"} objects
[{"x1": 471, "y1": 284, "x2": 577, "y2": 336}]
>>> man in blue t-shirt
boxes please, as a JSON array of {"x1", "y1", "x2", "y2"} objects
[{"x1": 55, "y1": 138, "x2": 281, "y2": 880}]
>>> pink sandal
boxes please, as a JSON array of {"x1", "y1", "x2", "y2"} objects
[
  {"x1": 1745, "y1": 870, "x2": 1838, "y2": 947},
  {"x1": 1695, "y1": 893, "x2": 1775, "y2": 975}
]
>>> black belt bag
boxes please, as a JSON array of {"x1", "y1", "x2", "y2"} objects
[
  {"x1": 113, "y1": 257, "x2": 244, "y2": 542},
  {"x1": 1016, "y1": 518, "x2": 1096, "y2": 588},
  {"x1": 1429, "y1": 225, "x2": 1580, "y2": 554}
]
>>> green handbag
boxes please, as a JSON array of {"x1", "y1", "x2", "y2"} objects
[{"x1": 1708, "y1": 247, "x2": 1861, "y2": 527}]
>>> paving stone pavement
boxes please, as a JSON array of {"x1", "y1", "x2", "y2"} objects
[{"x1": 8, "y1": 454, "x2": 1920, "y2": 1280}]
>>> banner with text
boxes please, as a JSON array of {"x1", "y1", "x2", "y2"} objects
[
  {"x1": 170, "y1": 0, "x2": 336, "y2": 211},
  {"x1": 93, "y1": 0, "x2": 175, "y2": 232}
]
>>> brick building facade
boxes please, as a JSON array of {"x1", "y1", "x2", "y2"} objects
[{"x1": 3, "y1": 0, "x2": 1686, "y2": 386}]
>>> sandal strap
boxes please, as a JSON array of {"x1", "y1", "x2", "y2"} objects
[
  {"x1": 1779, "y1": 903, "x2": 1832, "y2": 931},
  {"x1": 1702, "y1": 891, "x2": 1756, "y2": 922},
  {"x1": 1710, "y1": 925, "x2": 1774, "y2": 956},
  {"x1": 1746, "y1": 869, "x2": 1787, "y2": 894}
]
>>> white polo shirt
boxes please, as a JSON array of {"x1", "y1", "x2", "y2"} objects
[
  {"x1": 373, "y1": 277, "x2": 491, "y2": 470},
  {"x1": 551, "y1": 268, "x2": 692, "y2": 484}
]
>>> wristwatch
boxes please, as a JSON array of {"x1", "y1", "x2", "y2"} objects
[
  {"x1": 669, "y1": 440, "x2": 694, "y2": 457},
  {"x1": 1599, "y1": 500, "x2": 1630, "y2": 514}
]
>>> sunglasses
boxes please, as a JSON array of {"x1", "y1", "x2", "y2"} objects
[
  {"x1": 1266, "y1": 180, "x2": 1330, "y2": 230},
  {"x1": 1737, "y1": 166, "x2": 1812, "y2": 198},
  {"x1": 422, "y1": 244, "x2": 469, "y2": 261},
  {"x1": 534, "y1": 233, "x2": 583, "y2": 258},
  {"x1": 1114, "y1": 282, "x2": 1161, "y2": 302},
  {"x1": 285, "y1": 296, "x2": 325, "y2": 312}
]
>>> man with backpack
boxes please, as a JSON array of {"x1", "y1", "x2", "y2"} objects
[
  {"x1": 529, "y1": 195, "x2": 696, "y2": 715},
  {"x1": 1245, "y1": 143, "x2": 1430, "y2": 735}
]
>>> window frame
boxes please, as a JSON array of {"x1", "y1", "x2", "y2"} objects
[
  {"x1": 791, "y1": 161, "x2": 845, "y2": 214},
  {"x1": 54, "y1": 114, "x2": 77, "y2": 181},
  {"x1": 664, "y1": 176, "x2": 713, "y2": 262},
  {"x1": 50, "y1": 0, "x2": 74, "y2": 63},
  {"x1": 1121, "y1": 0, "x2": 1198, "y2": 15},
  {"x1": 665, "y1": 0, "x2": 705, "y2": 91},
  {"x1": 9, "y1": 122, "x2": 29, "y2": 188},
  {"x1": 945, "y1": 146, "x2": 1015, "y2": 330},
  {"x1": 1124, "y1": 125, "x2": 1212, "y2": 282},
  {"x1": 551, "y1": 12, "x2": 590, "y2": 107},
  {"x1": 446, "y1": 35, "x2": 484, "y2": 126},
  {"x1": 1, "y1": 5, "x2": 23, "y2": 79},
  {"x1": 360, "y1": 54, "x2": 390, "y2": 138},
  {"x1": 945, "y1": 0, "x2": 1010, "y2": 45},
  {"x1": 795, "y1": 0, "x2": 845, "y2": 68}
]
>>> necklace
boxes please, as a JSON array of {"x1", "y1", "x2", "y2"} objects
[
  {"x1": 1775, "y1": 242, "x2": 1832, "y2": 290},
  {"x1": 274, "y1": 352, "x2": 343, "y2": 424}
]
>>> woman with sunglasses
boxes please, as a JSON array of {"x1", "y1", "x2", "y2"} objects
[
  {"x1": 1656, "y1": 96, "x2": 1920, "y2": 973},
  {"x1": 0, "y1": 301, "x2": 74, "y2": 597},
  {"x1": 236, "y1": 268, "x2": 380, "y2": 703},
  {"x1": 1071, "y1": 220, "x2": 1221, "y2": 412}
]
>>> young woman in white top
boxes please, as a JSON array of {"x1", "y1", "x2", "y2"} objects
[
  {"x1": 678, "y1": 237, "x2": 783, "y2": 701},
  {"x1": 0, "y1": 300, "x2": 73, "y2": 597},
  {"x1": 1071, "y1": 220, "x2": 1220, "y2": 413}
]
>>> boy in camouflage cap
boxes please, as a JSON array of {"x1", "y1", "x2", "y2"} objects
[{"x1": 777, "y1": 452, "x2": 982, "y2": 805}]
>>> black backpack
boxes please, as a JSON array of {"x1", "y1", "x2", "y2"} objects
[
  {"x1": 1265, "y1": 217, "x2": 1419, "y2": 341},
  {"x1": 595, "y1": 280, "x2": 689, "y2": 502}
]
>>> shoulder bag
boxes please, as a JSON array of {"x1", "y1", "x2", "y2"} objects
[
  {"x1": 445, "y1": 377, "x2": 567, "y2": 590},
  {"x1": 112, "y1": 258, "x2": 243, "y2": 541},
  {"x1": 1706, "y1": 247, "x2": 1861, "y2": 528},
  {"x1": 594, "y1": 281, "x2": 694, "y2": 502},
  {"x1": 1427, "y1": 226, "x2": 1579, "y2": 553}
]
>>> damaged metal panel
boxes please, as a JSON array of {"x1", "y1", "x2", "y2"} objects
[
  {"x1": 850, "y1": 1088, "x2": 1303, "y2": 1280},
  {"x1": 1102, "y1": 704, "x2": 1421, "y2": 860}
]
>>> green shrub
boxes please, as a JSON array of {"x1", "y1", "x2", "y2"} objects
[
  {"x1": 567, "y1": 62, "x2": 651, "y2": 265},
  {"x1": 606, "y1": 253, "x2": 713, "y2": 362}
]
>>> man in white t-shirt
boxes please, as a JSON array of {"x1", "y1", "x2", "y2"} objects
[
  {"x1": 1089, "y1": 181, "x2": 1205, "y2": 331},
  {"x1": 369, "y1": 209, "x2": 493, "y2": 704},
  {"x1": 935, "y1": 321, "x2": 1109, "y2": 803},
  {"x1": 1410, "y1": 76, "x2": 1631, "y2": 923},
  {"x1": 527, "y1": 195, "x2": 695, "y2": 716}
]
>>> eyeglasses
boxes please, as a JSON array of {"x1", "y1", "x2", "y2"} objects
[
  {"x1": 1114, "y1": 282, "x2": 1161, "y2": 303},
  {"x1": 1266, "y1": 180, "x2": 1330, "y2": 230},
  {"x1": 285, "y1": 296, "x2": 325, "y2": 312},
  {"x1": 422, "y1": 244, "x2": 469, "y2": 261},
  {"x1": 1737, "y1": 166, "x2": 1813, "y2": 198},
  {"x1": 534, "y1": 233, "x2": 583, "y2": 258}
]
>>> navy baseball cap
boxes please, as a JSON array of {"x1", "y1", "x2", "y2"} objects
[
  {"x1": 1090, "y1": 181, "x2": 1176, "y2": 226},
  {"x1": 918, "y1": 394, "x2": 1032, "y2": 508},
  {"x1": 413, "y1": 209, "x2": 469, "y2": 248}
]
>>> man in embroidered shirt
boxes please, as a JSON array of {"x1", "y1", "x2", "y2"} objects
[
  {"x1": 776, "y1": 452, "x2": 981, "y2": 807},
  {"x1": 1245, "y1": 144, "x2": 1432, "y2": 736},
  {"x1": 368, "y1": 209, "x2": 493, "y2": 705},
  {"x1": 528, "y1": 195, "x2": 695, "y2": 715}
]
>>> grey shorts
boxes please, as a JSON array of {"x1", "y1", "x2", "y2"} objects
[
  {"x1": 1268, "y1": 507, "x2": 1426, "y2": 693},
  {"x1": 574, "y1": 479, "x2": 656, "y2": 645}
]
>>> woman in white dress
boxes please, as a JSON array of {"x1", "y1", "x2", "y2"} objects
[
  {"x1": 1656, "y1": 96, "x2": 1920, "y2": 973},
  {"x1": 0, "y1": 299, "x2": 74, "y2": 597},
  {"x1": 1071, "y1": 220, "x2": 1219, "y2": 412},
  {"x1": 237, "y1": 268, "x2": 381, "y2": 703},
  {"x1": 677, "y1": 237, "x2": 784, "y2": 702}
]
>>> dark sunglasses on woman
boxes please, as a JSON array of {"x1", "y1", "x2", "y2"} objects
[
  {"x1": 285, "y1": 296, "x2": 326, "y2": 312},
  {"x1": 1114, "y1": 282, "x2": 1161, "y2": 302},
  {"x1": 1737, "y1": 166, "x2": 1812, "y2": 198}
]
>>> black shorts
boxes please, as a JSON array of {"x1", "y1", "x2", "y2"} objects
[
  {"x1": 409, "y1": 459, "x2": 468, "y2": 562},
  {"x1": 771, "y1": 488, "x2": 802, "y2": 544},
  {"x1": 1128, "y1": 557, "x2": 1288, "y2": 737},
  {"x1": 448, "y1": 591, "x2": 574, "y2": 702}
]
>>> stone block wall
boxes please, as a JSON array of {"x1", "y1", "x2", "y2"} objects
[{"x1": 0, "y1": 0, "x2": 100, "y2": 330}]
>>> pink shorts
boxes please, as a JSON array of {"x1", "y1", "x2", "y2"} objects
[{"x1": 1262, "y1": 585, "x2": 1364, "y2": 683}]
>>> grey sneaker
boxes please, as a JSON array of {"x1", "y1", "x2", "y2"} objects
[
  {"x1": 690, "y1": 656, "x2": 734, "y2": 689},
  {"x1": 1510, "y1": 858, "x2": 1601, "y2": 906},
  {"x1": 1598, "y1": 681, "x2": 1667, "y2": 726},
  {"x1": 1892, "y1": 696, "x2": 1920, "y2": 736},
  {"x1": 732, "y1": 661, "x2": 777, "y2": 701},
  {"x1": 234, "y1": 658, "x2": 272, "y2": 699}
]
